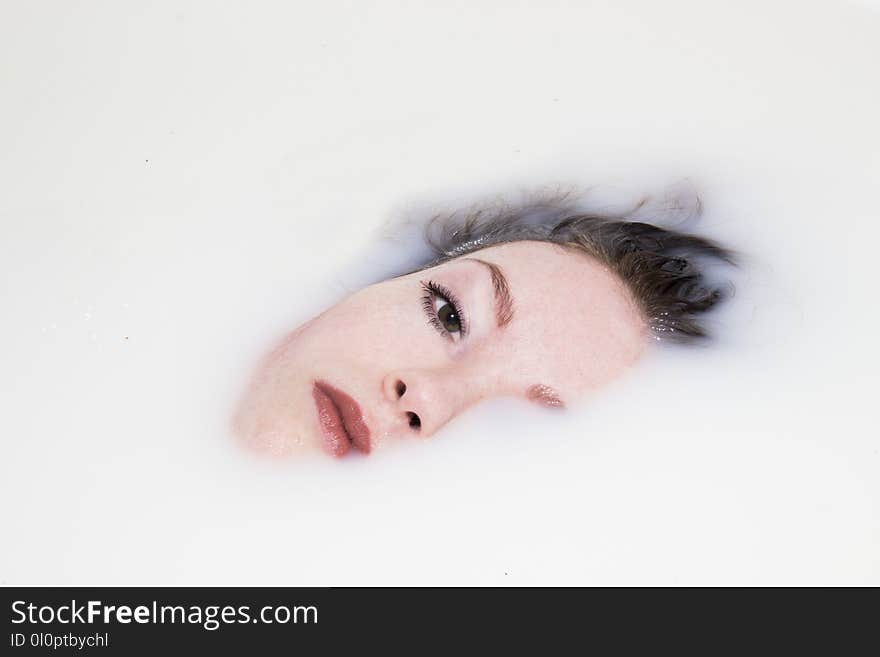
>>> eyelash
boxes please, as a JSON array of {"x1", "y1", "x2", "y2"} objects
[{"x1": 420, "y1": 279, "x2": 467, "y2": 341}]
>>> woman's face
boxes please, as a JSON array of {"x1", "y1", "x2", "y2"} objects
[{"x1": 233, "y1": 240, "x2": 647, "y2": 457}]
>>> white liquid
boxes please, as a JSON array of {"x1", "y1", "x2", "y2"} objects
[{"x1": 1, "y1": 0, "x2": 878, "y2": 585}]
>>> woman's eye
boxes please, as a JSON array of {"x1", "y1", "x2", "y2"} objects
[
  {"x1": 434, "y1": 298, "x2": 462, "y2": 335},
  {"x1": 421, "y1": 280, "x2": 467, "y2": 342}
]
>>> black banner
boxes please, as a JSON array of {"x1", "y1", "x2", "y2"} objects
[{"x1": 1, "y1": 587, "x2": 876, "y2": 653}]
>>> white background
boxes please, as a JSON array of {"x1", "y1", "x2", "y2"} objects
[{"x1": 1, "y1": 0, "x2": 878, "y2": 585}]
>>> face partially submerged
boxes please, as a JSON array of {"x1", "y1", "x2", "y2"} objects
[{"x1": 233, "y1": 240, "x2": 648, "y2": 458}]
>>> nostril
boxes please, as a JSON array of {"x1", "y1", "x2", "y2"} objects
[
  {"x1": 395, "y1": 380, "x2": 407, "y2": 398},
  {"x1": 406, "y1": 412, "x2": 421, "y2": 431}
]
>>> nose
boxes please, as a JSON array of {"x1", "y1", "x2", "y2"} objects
[{"x1": 382, "y1": 368, "x2": 469, "y2": 437}]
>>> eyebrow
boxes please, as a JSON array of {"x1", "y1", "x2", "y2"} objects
[
  {"x1": 463, "y1": 258, "x2": 515, "y2": 328},
  {"x1": 526, "y1": 384, "x2": 566, "y2": 409}
]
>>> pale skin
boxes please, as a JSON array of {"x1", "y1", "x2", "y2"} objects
[{"x1": 233, "y1": 240, "x2": 648, "y2": 457}]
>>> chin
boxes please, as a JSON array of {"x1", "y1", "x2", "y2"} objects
[{"x1": 231, "y1": 384, "x2": 317, "y2": 459}]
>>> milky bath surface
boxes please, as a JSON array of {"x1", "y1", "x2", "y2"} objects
[{"x1": 1, "y1": 0, "x2": 878, "y2": 585}]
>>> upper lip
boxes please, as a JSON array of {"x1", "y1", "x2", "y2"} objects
[{"x1": 313, "y1": 380, "x2": 372, "y2": 455}]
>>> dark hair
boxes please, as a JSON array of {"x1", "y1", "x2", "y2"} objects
[{"x1": 415, "y1": 192, "x2": 737, "y2": 342}]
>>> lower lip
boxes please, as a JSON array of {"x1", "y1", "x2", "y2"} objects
[{"x1": 312, "y1": 381, "x2": 370, "y2": 457}]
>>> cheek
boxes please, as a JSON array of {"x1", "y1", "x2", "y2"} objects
[
  {"x1": 496, "y1": 315, "x2": 605, "y2": 390},
  {"x1": 302, "y1": 287, "x2": 441, "y2": 368}
]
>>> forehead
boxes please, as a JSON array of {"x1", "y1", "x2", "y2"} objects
[{"x1": 447, "y1": 240, "x2": 648, "y2": 395}]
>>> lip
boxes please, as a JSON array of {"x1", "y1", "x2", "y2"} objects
[{"x1": 312, "y1": 380, "x2": 371, "y2": 457}]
